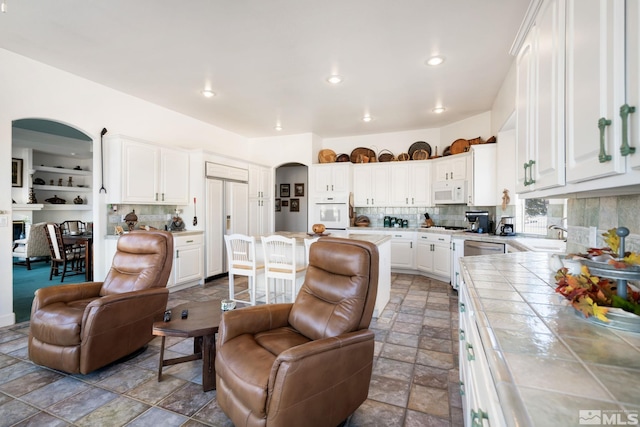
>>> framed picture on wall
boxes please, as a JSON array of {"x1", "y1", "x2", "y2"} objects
[
  {"x1": 294, "y1": 183, "x2": 304, "y2": 197},
  {"x1": 290, "y1": 198, "x2": 300, "y2": 212},
  {"x1": 280, "y1": 184, "x2": 290, "y2": 198},
  {"x1": 275, "y1": 198, "x2": 281, "y2": 212},
  {"x1": 12, "y1": 158, "x2": 23, "y2": 187},
  {"x1": 282, "y1": 200, "x2": 289, "y2": 207}
]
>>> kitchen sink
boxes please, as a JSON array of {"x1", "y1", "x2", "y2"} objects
[{"x1": 513, "y1": 237, "x2": 566, "y2": 253}]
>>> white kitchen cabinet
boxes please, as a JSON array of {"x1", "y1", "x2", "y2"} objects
[
  {"x1": 249, "y1": 197, "x2": 272, "y2": 236},
  {"x1": 565, "y1": 0, "x2": 627, "y2": 183},
  {"x1": 467, "y1": 144, "x2": 497, "y2": 206},
  {"x1": 249, "y1": 165, "x2": 273, "y2": 236},
  {"x1": 416, "y1": 233, "x2": 451, "y2": 280},
  {"x1": 458, "y1": 284, "x2": 506, "y2": 427},
  {"x1": 353, "y1": 163, "x2": 389, "y2": 207},
  {"x1": 172, "y1": 232, "x2": 204, "y2": 288},
  {"x1": 388, "y1": 161, "x2": 431, "y2": 207},
  {"x1": 249, "y1": 164, "x2": 272, "y2": 199},
  {"x1": 106, "y1": 136, "x2": 189, "y2": 205},
  {"x1": 629, "y1": 0, "x2": 640, "y2": 171},
  {"x1": 434, "y1": 156, "x2": 467, "y2": 182},
  {"x1": 515, "y1": 0, "x2": 566, "y2": 194},
  {"x1": 450, "y1": 236, "x2": 465, "y2": 290},
  {"x1": 312, "y1": 163, "x2": 352, "y2": 194},
  {"x1": 389, "y1": 230, "x2": 415, "y2": 270}
]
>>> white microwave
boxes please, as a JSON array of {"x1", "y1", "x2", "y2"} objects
[{"x1": 432, "y1": 180, "x2": 468, "y2": 205}]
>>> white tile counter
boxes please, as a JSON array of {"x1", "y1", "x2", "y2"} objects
[{"x1": 459, "y1": 252, "x2": 640, "y2": 426}]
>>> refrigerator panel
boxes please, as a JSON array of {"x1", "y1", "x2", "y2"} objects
[{"x1": 206, "y1": 179, "x2": 224, "y2": 277}]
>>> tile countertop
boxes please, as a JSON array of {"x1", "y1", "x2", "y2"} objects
[
  {"x1": 266, "y1": 231, "x2": 391, "y2": 246},
  {"x1": 459, "y1": 252, "x2": 640, "y2": 426}
]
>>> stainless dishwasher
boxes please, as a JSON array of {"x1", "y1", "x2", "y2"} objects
[{"x1": 463, "y1": 239, "x2": 505, "y2": 256}]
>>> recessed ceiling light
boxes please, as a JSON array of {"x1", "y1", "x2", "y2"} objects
[
  {"x1": 362, "y1": 114, "x2": 373, "y2": 122},
  {"x1": 275, "y1": 124, "x2": 283, "y2": 131},
  {"x1": 432, "y1": 106, "x2": 446, "y2": 114},
  {"x1": 201, "y1": 89, "x2": 216, "y2": 98},
  {"x1": 327, "y1": 75, "x2": 343, "y2": 85},
  {"x1": 426, "y1": 56, "x2": 445, "y2": 66}
]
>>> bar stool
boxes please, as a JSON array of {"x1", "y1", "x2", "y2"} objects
[
  {"x1": 304, "y1": 237, "x2": 320, "y2": 266},
  {"x1": 261, "y1": 235, "x2": 306, "y2": 303},
  {"x1": 224, "y1": 234, "x2": 264, "y2": 306}
]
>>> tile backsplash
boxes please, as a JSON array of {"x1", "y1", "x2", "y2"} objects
[
  {"x1": 106, "y1": 204, "x2": 179, "y2": 235},
  {"x1": 567, "y1": 195, "x2": 640, "y2": 254}
]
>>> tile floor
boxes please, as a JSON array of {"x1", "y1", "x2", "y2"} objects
[{"x1": 0, "y1": 273, "x2": 462, "y2": 427}]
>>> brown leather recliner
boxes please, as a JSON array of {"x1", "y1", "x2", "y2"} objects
[
  {"x1": 28, "y1": 230, "x2": 174, "y2": 374},
  {"x1": 215, "y1": 237, "x2": 379, "y2": 427}
]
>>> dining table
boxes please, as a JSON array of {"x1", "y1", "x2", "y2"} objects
[{"x1": 62, "y1": 233, "x2": 93, "y2": 281}]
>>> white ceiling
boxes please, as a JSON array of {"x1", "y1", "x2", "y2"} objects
[{"x1": 0, "y1": 0, "x2": 531, "y2": 139}]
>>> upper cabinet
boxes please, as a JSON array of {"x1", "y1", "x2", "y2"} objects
[
  {"x1": 248, "y1": 164, "x2": 273, "y2": 236},
  {"x1": 565, "y1": 0, "x2": 626, "y2": 182},
  {"x1": 311, "y1": 163, "x2": 352, "y2": 194},
  {"x1": 105, "y1": 136, "x2": 190, "y2": 205},
  {"x1": 515, "y1": 0, "x2": 565, "y2": 193},
  {"x1": 515, "y1": 0, "x2": 640, "y2": 197},
  {"x1": 249, "y1": 164, "x2": 272, "y2": 199},
  {"x1": 434, "y1": 156, "x2": 467, "y2": 182},
  {"x1": 353, "y1": 163, "x2": 389, "y2": 207},
  {"x1": 388, "y1": 161, "x2": 431, "y2": 207}
]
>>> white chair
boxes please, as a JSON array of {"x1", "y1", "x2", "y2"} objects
[
  {"x1": 261, "y1": 235, "x2": 306, "y2": 303},
  {"x1": 304, "y1": 237, "x2": 320, "y2": 266},
  {"x1": 224, "y1": 234, "x2": 264, "y2": 306}
]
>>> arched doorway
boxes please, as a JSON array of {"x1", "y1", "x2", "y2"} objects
[
  {"x1": 274, "y1": 163, "x2": 308, "y2": 232},
  {"x1": 11, "y1": 118, "x2": 93, "y2": 323}
]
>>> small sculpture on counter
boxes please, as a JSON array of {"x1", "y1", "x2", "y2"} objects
[
  {"x1": 124, "y1": 210, "x2": 138, "y2": 232},
  {"x1": 168, "y1": 215, "x2": 185, "y2": 231},
  {"x1": 68, "y1": 176, "x2": 73, "y2": 187}
]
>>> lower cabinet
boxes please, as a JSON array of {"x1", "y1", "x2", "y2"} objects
[
  {"x1": 416, "y1": 233, "x2": 451, "y2": 280},
  {"x1": 389, "y1": 231, "x2": 416, "y2": 270},
  {"x1": 450, "y1": 236, "x2": 465, "y2": 290},
  {"x1": 458, "y1": 283, "x2": 506, "y2": 426},
  {"x1": 172, "y1": 232, "x2": 204, "y2": 288}
]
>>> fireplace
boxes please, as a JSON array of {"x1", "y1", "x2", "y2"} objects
[{"x1": 13, "y1": 221, "x2": 25, "y2": 241}]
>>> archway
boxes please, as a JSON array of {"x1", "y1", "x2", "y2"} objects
[
  {"x1": 274, "y1": 162, "x2": 308, "y2": 232},
  {"x1": 11, "y1": 118, "x2": 93, "y2": 323}
]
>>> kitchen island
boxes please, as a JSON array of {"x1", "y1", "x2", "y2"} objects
[
  {"x1": 254, "y1": 232, "x2": 391, "y2": 317},
  {"x1": 459, "y1": 251, "x2": 640, "y2": 426}
]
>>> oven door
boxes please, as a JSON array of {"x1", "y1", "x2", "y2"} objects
[{"x1": 314, "y1": 202, "x2": 349, "y2": 230}]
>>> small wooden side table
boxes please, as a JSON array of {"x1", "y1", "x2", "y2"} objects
[{"x1": 152, "y1": 300, "x2": 222, "y2": 392}]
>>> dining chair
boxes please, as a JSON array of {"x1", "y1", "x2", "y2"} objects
[
  {"x1": 44, "y1": 222, "x2": 85, "y2": 282},
  {"x1": 261, "y1": 235, "x2": 306, "y2": 303},
  {"x1": 60, "y1": 220, "x2": 86, "y2": 235},
  {"x1": 224, "y1": 234, "x2": 264, "y2": 306}
]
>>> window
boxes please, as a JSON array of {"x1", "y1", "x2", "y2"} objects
[{"x1": 516, "y1": 198, "x2": 567, "y2": 236}]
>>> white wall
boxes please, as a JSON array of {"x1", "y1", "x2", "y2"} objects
[
  {"x1": 248, "y1": 133, "x2": 315, "y2": 168},
  {"x1": 491, "y1": 59, "x2": 517, "y2": 134},
  {"x1": 440, "y1": 111, "x2": 492, "y2": 148},
  {"x1": 0, "y1": 48, "x2": 250, "y2": 327}
]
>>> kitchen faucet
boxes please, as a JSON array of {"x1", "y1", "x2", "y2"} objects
[{"x1": 548, "y1": 224, "x2": 567, "y2": 241}]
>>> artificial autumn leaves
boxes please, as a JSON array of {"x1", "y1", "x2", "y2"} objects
[{"x1": 554, "y1": 228, "x2": 640, "y2": 321}]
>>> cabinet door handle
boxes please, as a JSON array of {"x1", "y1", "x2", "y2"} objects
[
  {"x1": 410, "y1": 242, "x2": 413, "y2": 249},
  {"x1": 527, "y1": 159, "x2": 536, "y2": 185},
  {"x1": 176, "y1": 250, "x2": 179, "y2": 259},
  {"x1": 162, "y1": 193, "x2": 165, "y2": 201},
  {"x1": 523, "y1": 162, "x2": 529, "y2": 185},
  {"x1": 460, "y1": 302, "x2": 465, "y2": 312},
  {"x1": 459, "y1": 381, "x2": 465, "y2": 396},
  {"x1": 155, "y1": 192, "x2": 159, "y2": 201},
  {"x1": 459, "y1": 328, "x2": 465, "y2": 341},
  {"x1": 331, "y1": 185, "x2": 334, "y2": 191},
  {"x1": 326, "y1": 185, "x2": 329, "y2": 191},
  {"x1": 620, "y1": 104, "x2": 637, "y2": 156},
  {"x1": 598, "y1": 117, "x2": 613, "y2": 162},
  {"x1": 466, "y1": 343, "x2": 475, "y2": 361},
  {"x1": 186, "y1": 240, "x2": 193, "y2": 243},
  {"x1": 470, "y1": 409, "x2": 488, "y2": 426},
  {"x1": 406, "y1": 197, "x2": 408, "y2": 205},
  {"x1": 412, "y1": 197, "x2": 414, "y2": 205}
]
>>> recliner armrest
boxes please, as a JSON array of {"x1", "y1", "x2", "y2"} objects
[
  {"x1": 218, "y1": 303, "x2": 292, "y2": 346},
  {"x1": 31, "y1": 282, "x2": 103, "y2": 311},
  {"x1": 81, "y1": 288, "x2": 169, "y2": 337}
]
